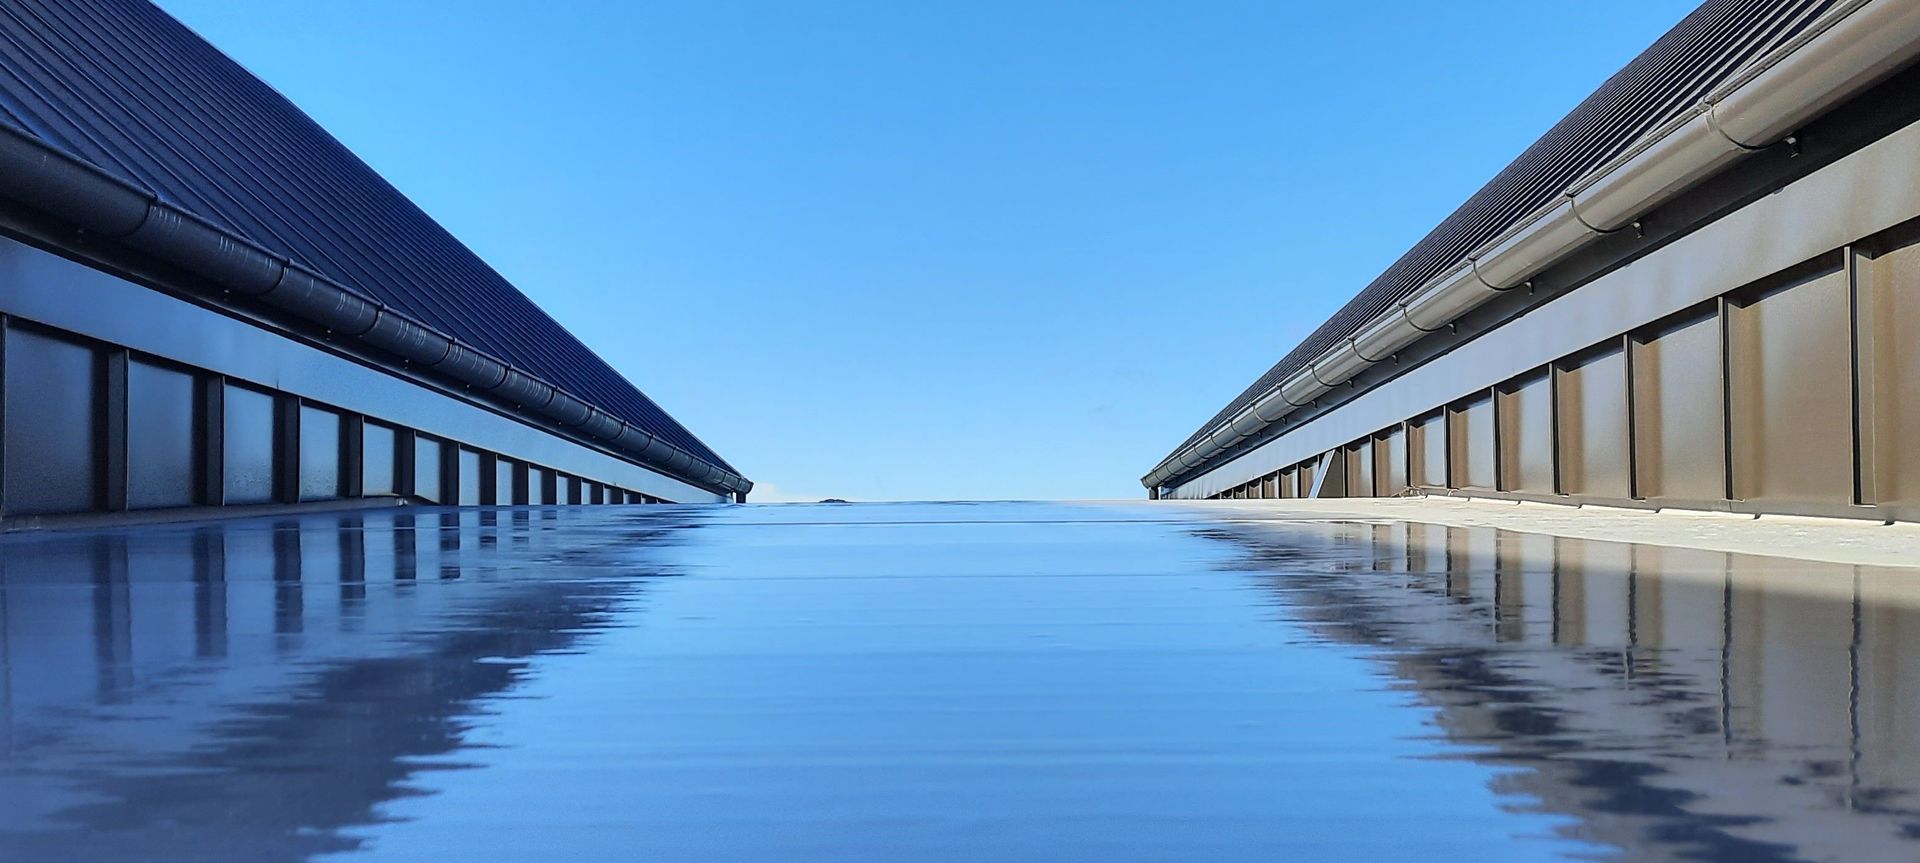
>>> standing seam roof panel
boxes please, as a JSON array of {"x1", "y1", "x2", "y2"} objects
[
  {"x1": 1162, "y1": 0, "x2": 1836, "y2": 466},
  {"x1": 0, "y1": 0, "x2": 730, "y2": 466}
]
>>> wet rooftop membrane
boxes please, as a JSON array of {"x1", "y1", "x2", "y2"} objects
[{"x1": 0, "y1": 501, "x2": 1916, "y2": 861}]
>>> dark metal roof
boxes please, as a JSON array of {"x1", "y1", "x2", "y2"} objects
[
  {"x1": 0, "y1": 0, "x2": 735, "y2": 472},
  {"x1": 1159, "y1": 0, "x2": 1836, "y2": 477}
]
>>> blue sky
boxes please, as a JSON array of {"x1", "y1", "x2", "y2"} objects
[{"x1": 155, "y1": 0, "x2": 1698, "y2": 502}]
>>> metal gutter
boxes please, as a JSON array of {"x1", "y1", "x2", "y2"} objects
[
  {"x1": 0, "y1": 122, "x2": 752, "y2": 497},
  {"x1": 1144, "y1": 0, "x2": 1920, "y2": 493}
]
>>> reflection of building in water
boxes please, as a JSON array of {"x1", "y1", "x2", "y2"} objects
[
  {"x1": 1216, "y1": 521, "x2": 1920, "y2": 862},
  {"x1": 0, "y1": 508, "x2": 688, "y2": 862}
]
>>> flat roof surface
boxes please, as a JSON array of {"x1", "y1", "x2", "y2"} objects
[{"x1": 2, "y1": 501, "x2": 1917, "y2": 860}]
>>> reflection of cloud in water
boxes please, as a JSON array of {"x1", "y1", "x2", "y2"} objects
[
  {"x1": 0, "y1": 507, "x2": 699, "y2": 862},
  {"x1": 1205, "y1": 519, "x2": 1920, "y2": 862}
]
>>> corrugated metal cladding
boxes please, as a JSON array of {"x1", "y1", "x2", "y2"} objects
[
  {"x1": 1163, "y1": 0, "x2": 1836, "y2": 466},
  {"x1": 0, "y1": 0, "x2": 732, "y2": 471}
]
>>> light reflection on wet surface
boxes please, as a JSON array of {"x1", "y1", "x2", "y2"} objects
[{"x1": 0, "y1": 502, "x2": 1916, "y2": 861}]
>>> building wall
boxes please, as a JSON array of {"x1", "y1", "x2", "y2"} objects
[
  {"x1": 1174, "y1": 112, "x2": 1920, "y2": 523},
  {"x1": 0, "y1": 236, "x2": 722, "y2": 520}
]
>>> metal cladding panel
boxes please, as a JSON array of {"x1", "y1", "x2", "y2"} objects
[
  {"x1": 1346, "y1": 439, "x2": 1375, "y2": 498},
  {"x1": 1316, "y1": 450, "x2": 1347, "y2": 498},
  {"x1": 1379, "y1": 427, "x2": 1409, "y2": 496},
  {"x1": 0, "y1": 0, "x2": 735, "y2": 475},
  {"x1": 1499, "y1": 374, "x2": 1556, "y2": 495},
  {"x1": 412, "y1": 436, "x2": 444, "y2": 504},
  {"x1": 298, "y1": 404, "x2": 343, "y2": 501},
  {"x1": 126, "y1": 359, "x2": 195, "y2": 509},
  {"x1": 1160, "y1": 0, "x2": 1838, "y2": 479},
  {"x1": 1633, "y1": 315, "x2": 1726, "y2": 503},
  {"x1": 2, "y1": 326, "x2": 98, "y2": 514},
  {"x1": 1412, "y1": 414, "x2": 1448, "y2": 489},
  {"x1": 362, "y1": 421, "x2": 396, "y2": 497},
  {"x1": 495, "y1": 459, "x2": 517, "y2": 506},
  {"x1": 529, "y1": 468, "x2": 549, "y2": 505},
  {"x1": 1451, "y1": 395, "x2": 1497, "y2": 491},
  {"x1": 221, "y1": 383, "x2": 275, "y2": 506},
  {"x1": 1869, "y1": 240, "x2": 1920, "y2": 507},
  {"x1": 1730, "y1": 267, "x2": 1853, "y2": 505},
  {"x1": 457, "y1": 448, "x2": 483, "y2": 507},
  {"x1": 1559, "y1": 349, "x2": 1632, "y2": 500}
]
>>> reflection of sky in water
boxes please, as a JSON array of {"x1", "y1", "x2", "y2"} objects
[{"x1": 1, "y1": 503, "x2": 1912, "y2": 861}]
